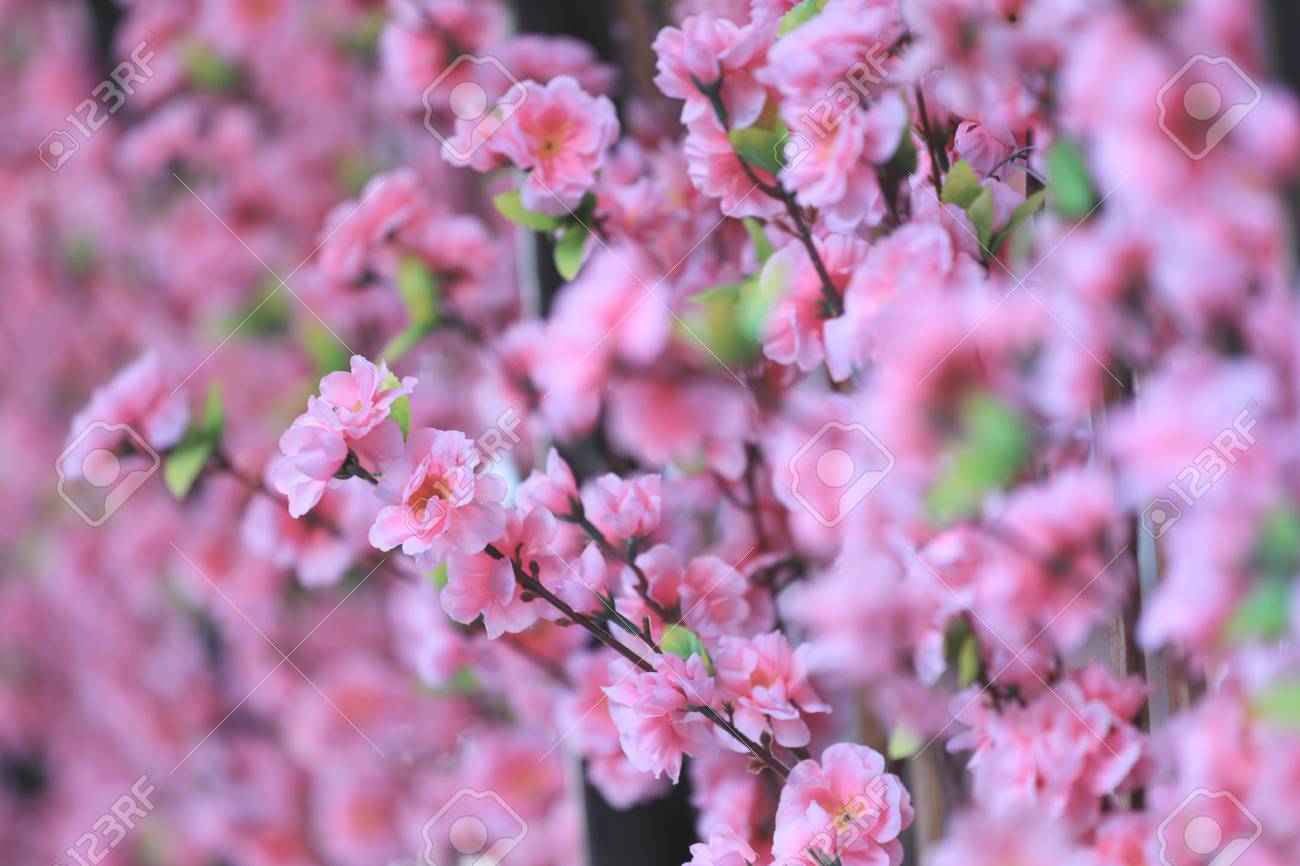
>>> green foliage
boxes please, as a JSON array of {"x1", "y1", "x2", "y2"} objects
[
  {"x1": 182, "y1": 41, "x2": 242, "y2": 91},
  {"x1": 743, "y1": 218, "x2": 775, "y2": 264},
  {"x1": 1046, "y1": 138, "x2": 1097, "y2": 218},
  {"x1": 887, "y1": 725, "x2": 922, "y2": 760},
  {"x1": 941, "y1": 159, "x2": 983, "y2": 209},
  {"x1": 967, "y1": 187, "x2": 995, "y2": 250},
  {"x1": 944, "y1": 619, "x2": 982, "y2": 687},
  {"x1": 778, "y1": 0, "x2": 826, "y2": 35},
  {"x1": 381, "y1": 256, "x2": 440, "y2": 363},
  {"x1": 660, "y1": 624, "x2": 714, "y2": 674},
  {"x1": 928, "y1": 394, "x2": 1030, "y2": 523},
  {"x1": 1251, "y1": 504, "x2": 1300, "y2": 579},
  {"x1": 382, "y1": 371, "x2": 412, "y2": 438},
  {"x1": 301, "y1": 323, "x2": 351, "y2": 375},
  {"x1": 554, "y1": 223, "x2": 590, "y2": 280},
  {"x1": 683, "y1": 247, "x2": 786, "y2": 364},
  {"x1": 1224, "y1": 578, "x2": 1291, "y2": 643},
  {"x1": 1253, "y1": 679, "x2": 1300, "y2": 730},
  {"x1": 729, "y1": 123, "x2": 788, "y2": 175},
  {"x1": 164, "y1": 383, "x2": 223, "y2": 499},
  {"x1": 989, "y1": 189, "x2": 1046, "y2": 253},
  {"x1": 492, "y1": 190, "x2": 563, "y2": 231}
]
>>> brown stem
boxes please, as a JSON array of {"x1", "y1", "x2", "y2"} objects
[
  {"x1": 723, "y1": 128, "x2": 844, "y2": 318},
  {"x1": 914, "y1": 85, "x2": 948, "y2": 192},
  {"x1": 487, "y1": 543, "x2": 792, "y2": 777},
  {"x1": 485, "y1": 543, "x2": 655, "y2": 672},
  {"x1": 561, "y1": 498, "x2": 680, "y2": 622},
  {"x1": 741, "y1": 443, "x2": 771, "y2": 550}
]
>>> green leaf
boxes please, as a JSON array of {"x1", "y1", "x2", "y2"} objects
[
  {"x1": 554, "y1": 223, "x2": 590, "y2": 280},
  {"x1": 382, "y1": 372, "x2": 412, "y2": 438},
  {"x1": 425, "y1": 665, "x2": 481, "y2": 697},
  {"x1": 887, "y1": 725, "x2": 922, "y2": 760},
  {"x1": 425, "y1": 562, "x2": 449, "y2": 589},
  {"x1": 574, "y1": 192, "x2": 599, "y2": 225},
  {"x1": 990, "y1": 189, "x2": 1046, "y2": 254},
  {"x1": 1046, "y1": 138, "x2": 1097, "y2": 218},
  {"x1": 396, "y1": 255, "x2": 439, "y2": 329},
  {"x1": 743, "y1": 218, "x2": 774, "y2": 264},
  {"x1": 778, "y1": 0, "x2": 825, "y2": 35},
  {"x1": 928, "y1": 394, "x2": 1030, "y2": 523},
  {"x1": 881, "y1": 127, "x2": 919, "y2": 178},
  {"x1": 968, "y1": 186, "x2": 995, "y2": 250},
  {"x1": 729, "y1": 124, "x2": 787, "y2": 175},
  {"x1": 63, "y1": 233, "x2": 97, "y2": 277},
  {"x1": 941, "y1": 160, "x2": 983, "y2": 210},
  {"x1": 942, "y1": 619, "x2": 981, "y2": 687},
  {"x1": 1251, "y1": 504, "x2": 1300, "y2": 580},
  {"x1": 164, "y1": 437, "x2": 213, "y2": 500},
  {"x1": 181, "y1": 41, "x2": 242, "y2": 91},
  {"x1": 163, "y1": 383, "x2": 224, "y2": 500},
  {"x1": 660, "y1": 624, "x2": 714, "y2": 674},
  {"x1": 957, "y1": 632, "x2": 981, "y2": 687},
  {"x1": 381, "y1": 256, "x2": 441, "y2": 362},
  {"x1": 1224, "y1": 577, "x2": 1292, "y2": 643},
  {"x1": 339, "y1": 8, "x2": 387, "y2": 59},
  {"x1": 233, "y1": 279, "x2": 291, "y2": 336},
  {"x1": 301, "y1": 323, "x2": 350, "y2": 375},
  {"x1": 493, "y1": 190, "x2": 563, "y2": 232},
  {"x1": 1253, "y1": 679, "x2": 1300, "y2": 730},
  {"x1": 681, "y1": 282, "x2": 752, "y2": 363},
  {"x1": 203, "y1": 382, "x2": 223, "y2": 437}
]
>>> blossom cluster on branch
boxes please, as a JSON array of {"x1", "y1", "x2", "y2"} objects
[{"x1": 7, "y1": 0, "x2": 1300, "y2": 865}]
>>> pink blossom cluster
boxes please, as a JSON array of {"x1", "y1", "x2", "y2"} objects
[{"x1": 8, "y1": 0, "x2": 1300, "y2": 865}]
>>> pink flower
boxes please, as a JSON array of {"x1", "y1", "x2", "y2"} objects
[
  {"x1": 779, "y1": 109, "x2": 899, "y2": 232},
  {"x1": 758, "y1": 0, "x2": 901, "y2": 114},
  {"x1": 653, "y1": 15, "x2": 773, "y2": 128},
  {"x1": 516, "y1": 447, "x2": 579, "y2": 514},
  {"x1": 241, "y1": 495, "x2": 353, "y2": 587},
  {"x1": 687, "y1": 825, "x2": 758, "y2": 866},
  {"x1": 929, "y1": 810, "x2": 1104, "y2": 866},
  {"x1": 823, "y1": 220, "x2": 983, "y2": 380},
  {"x1": 272, "y1": 356, "x2": 412, "y2": 518},
  {"x1": 628, "y1": 545, "x2": 751, "y2": 639},
  {"x1": 948, "y1": 664, "x2": 1148, "y2": 834},
  {"x1": 604, "y1": 654, "x2": 719, "y2": 782},
  {"x1": 314, "y1": 356, "x2": 416, "y2": 440},
  {"x1": 271, "y1": 413, "x2": 349, "y2": 519},
  {"x1": 70, "y1": 350, "x2": 190, "y2": 452},
  {"x1": 387, "y1": 578, "x2": 469, "y2": 686},
  {"x1": 367, "y1": 427, "x2": 508, "y2": 565},
  {"x1": 762, "y1": 233, "x2": 869, "y2": 376},
  {"x1": 972, "y1": 468, "x2": 1128, "y2": 653},
  {"x1": 583, "y1": 473, "x2": 663, "y2": 541},
  {"x1": 683, "y1": 115, "x2": 783, "y2": 219},
  {"x1": 714, "y1": 632, "x2": 829, "y2": 749},
  {"x1": 559, "y1": 650, "x2": 672, "y2": 808},
  {"x1": 443, "y1": 507, "x2": 553, "y2": 638},
  {"x1": 772, "y1": 743, "x2": 913, "y2": 866},
  {"x1": 501, "y1": 34, "x2": 619, "y2": 95},
  {"x1": 489, "y1": 76, "x2": 619, "y2": 216},
  {"x1": 953, "y1": 120, "x2": 1018, "y2": 175},
  {"x1": 546, "y1": 541, "x2": 616, "y2": 615},
  {"x1": 316, "y1": 170, "x2": 423, "y2": 284}
]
